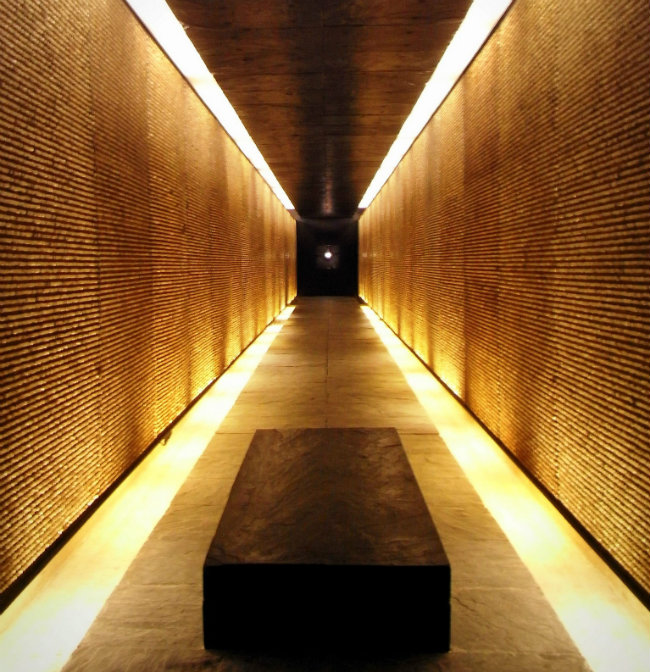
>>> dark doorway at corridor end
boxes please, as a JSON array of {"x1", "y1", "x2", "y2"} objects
[{"x1": 297, "y1": 219, "x2": 358, "y2": 296}]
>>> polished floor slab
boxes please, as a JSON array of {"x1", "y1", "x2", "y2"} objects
[{"x1": 58, "y1": 297, "x2": 592, "y2": 671}]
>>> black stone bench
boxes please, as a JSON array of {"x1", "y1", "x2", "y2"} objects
[{"x1": 203, "y1": 427, "x2": 450, "y2": 652}]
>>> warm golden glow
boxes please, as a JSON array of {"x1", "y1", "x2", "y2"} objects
[
  {"x1": 361, "y1": 306, "x2": 650, "y2": 672},
  {"x1": 358, "y1": 0, "x2": 514, "y2": 209},
  {"x1": 123, "y1": 0, "x2": 294, "y2": 211},
  {"x1": 0, "y1": 307, "x2": 294, "y2": 672}
]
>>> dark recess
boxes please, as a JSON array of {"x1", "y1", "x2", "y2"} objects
[{"x1": 297, "y1": 219, "x2": 358, "y2": 296}]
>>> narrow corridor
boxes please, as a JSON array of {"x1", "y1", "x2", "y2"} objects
[{"x1": 59, "y1": 298, "x2": 588, "y2": 671}]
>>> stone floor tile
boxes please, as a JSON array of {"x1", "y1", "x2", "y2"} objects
[
  {"x1": 236, "y1": 389, "x2": 327, "y2": 405},
  {"x1": 445, "y1": 545, "x2": 537, "y2": 590},
  {"x1": 451, "y1": 586, "x2": 579, "y2": 655},
  {"x1": 218, "y1": 415, "x2": 329, "y2": 431},
  {"x1": 170, "y1": 479, "x2": 239, "y2": 510},
  {"x1": 258, "y1": 353, "x2": 328, "y2": 366},
  {"x1": 399, "y1": 433, "x2": 449, "y2": 454}
]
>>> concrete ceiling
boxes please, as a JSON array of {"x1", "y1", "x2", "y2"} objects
[{"x1": 166, "y1": 0, "x2": 473, "y2": 221}]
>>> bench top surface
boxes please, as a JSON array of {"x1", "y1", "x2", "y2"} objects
[{"x1": 206, "y1": 427, "x2": 448, "y2": 568}]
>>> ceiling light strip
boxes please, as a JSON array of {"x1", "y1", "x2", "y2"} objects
[
  {"x1": 358, "y1": 0, "x2": 514, "y2": 210},
  {"x1": 124, "y1": 0, "x2": 295, "y2": 211}
]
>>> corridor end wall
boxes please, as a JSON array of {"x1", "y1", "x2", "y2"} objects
[
  {"x1": 359, "y1": 0, "x2": 649, "y2": 602},
  {"x1": 0, "y1": 0, "x2": 296, "y2": 608}
]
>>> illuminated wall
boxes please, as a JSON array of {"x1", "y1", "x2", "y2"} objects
[
  {"x1": 0, "y1": 0, "x2": 296, "y2": 606},
  {"x1": 360, "y1": 0, "x2": 649, "y2": 601}
]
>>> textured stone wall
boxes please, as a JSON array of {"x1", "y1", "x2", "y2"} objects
[
  {"x1": 359, "y1": 0, "x2": 650, "y2": 601},
  {"x1": 0, "y1": 0, "x2": 296, "y2": 606}
]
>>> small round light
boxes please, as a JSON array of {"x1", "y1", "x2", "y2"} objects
[{"x1": 324, "y1": 250, "x2": 333, "y2": 259}]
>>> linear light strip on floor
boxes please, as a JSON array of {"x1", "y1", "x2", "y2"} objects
[
  {"x1": 358, "y1": 0, "x2": 514, "y2": 210},
  {"x1": 124, "y1": 0, "x2": 294, "y2": 211},
  {"x1": 0, "y1": 307, "x2": 294, "y2": 672},
  {"x1": 360, "y1": 306, "x2": 650, "y2": 672}
]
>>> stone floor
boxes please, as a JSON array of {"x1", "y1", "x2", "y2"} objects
[{"x1": 61, "y1": 297, "x2": 590, "y2": 671}]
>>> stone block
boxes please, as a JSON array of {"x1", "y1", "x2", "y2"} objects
[{"x1": 203, "y1": 427, "x2": 450, "y2": 652}]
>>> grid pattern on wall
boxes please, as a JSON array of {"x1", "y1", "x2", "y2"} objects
[
  {"x1": 0, "y1": 0, "x2": 296, "y2": 604},
  {"x1": 359, "y1": 0, "x2": 650, "y2": 601}
]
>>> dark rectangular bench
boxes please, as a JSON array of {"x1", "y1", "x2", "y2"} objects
[{"x1": 203, "y1": 427, "x2": 450, "y2": 652}]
